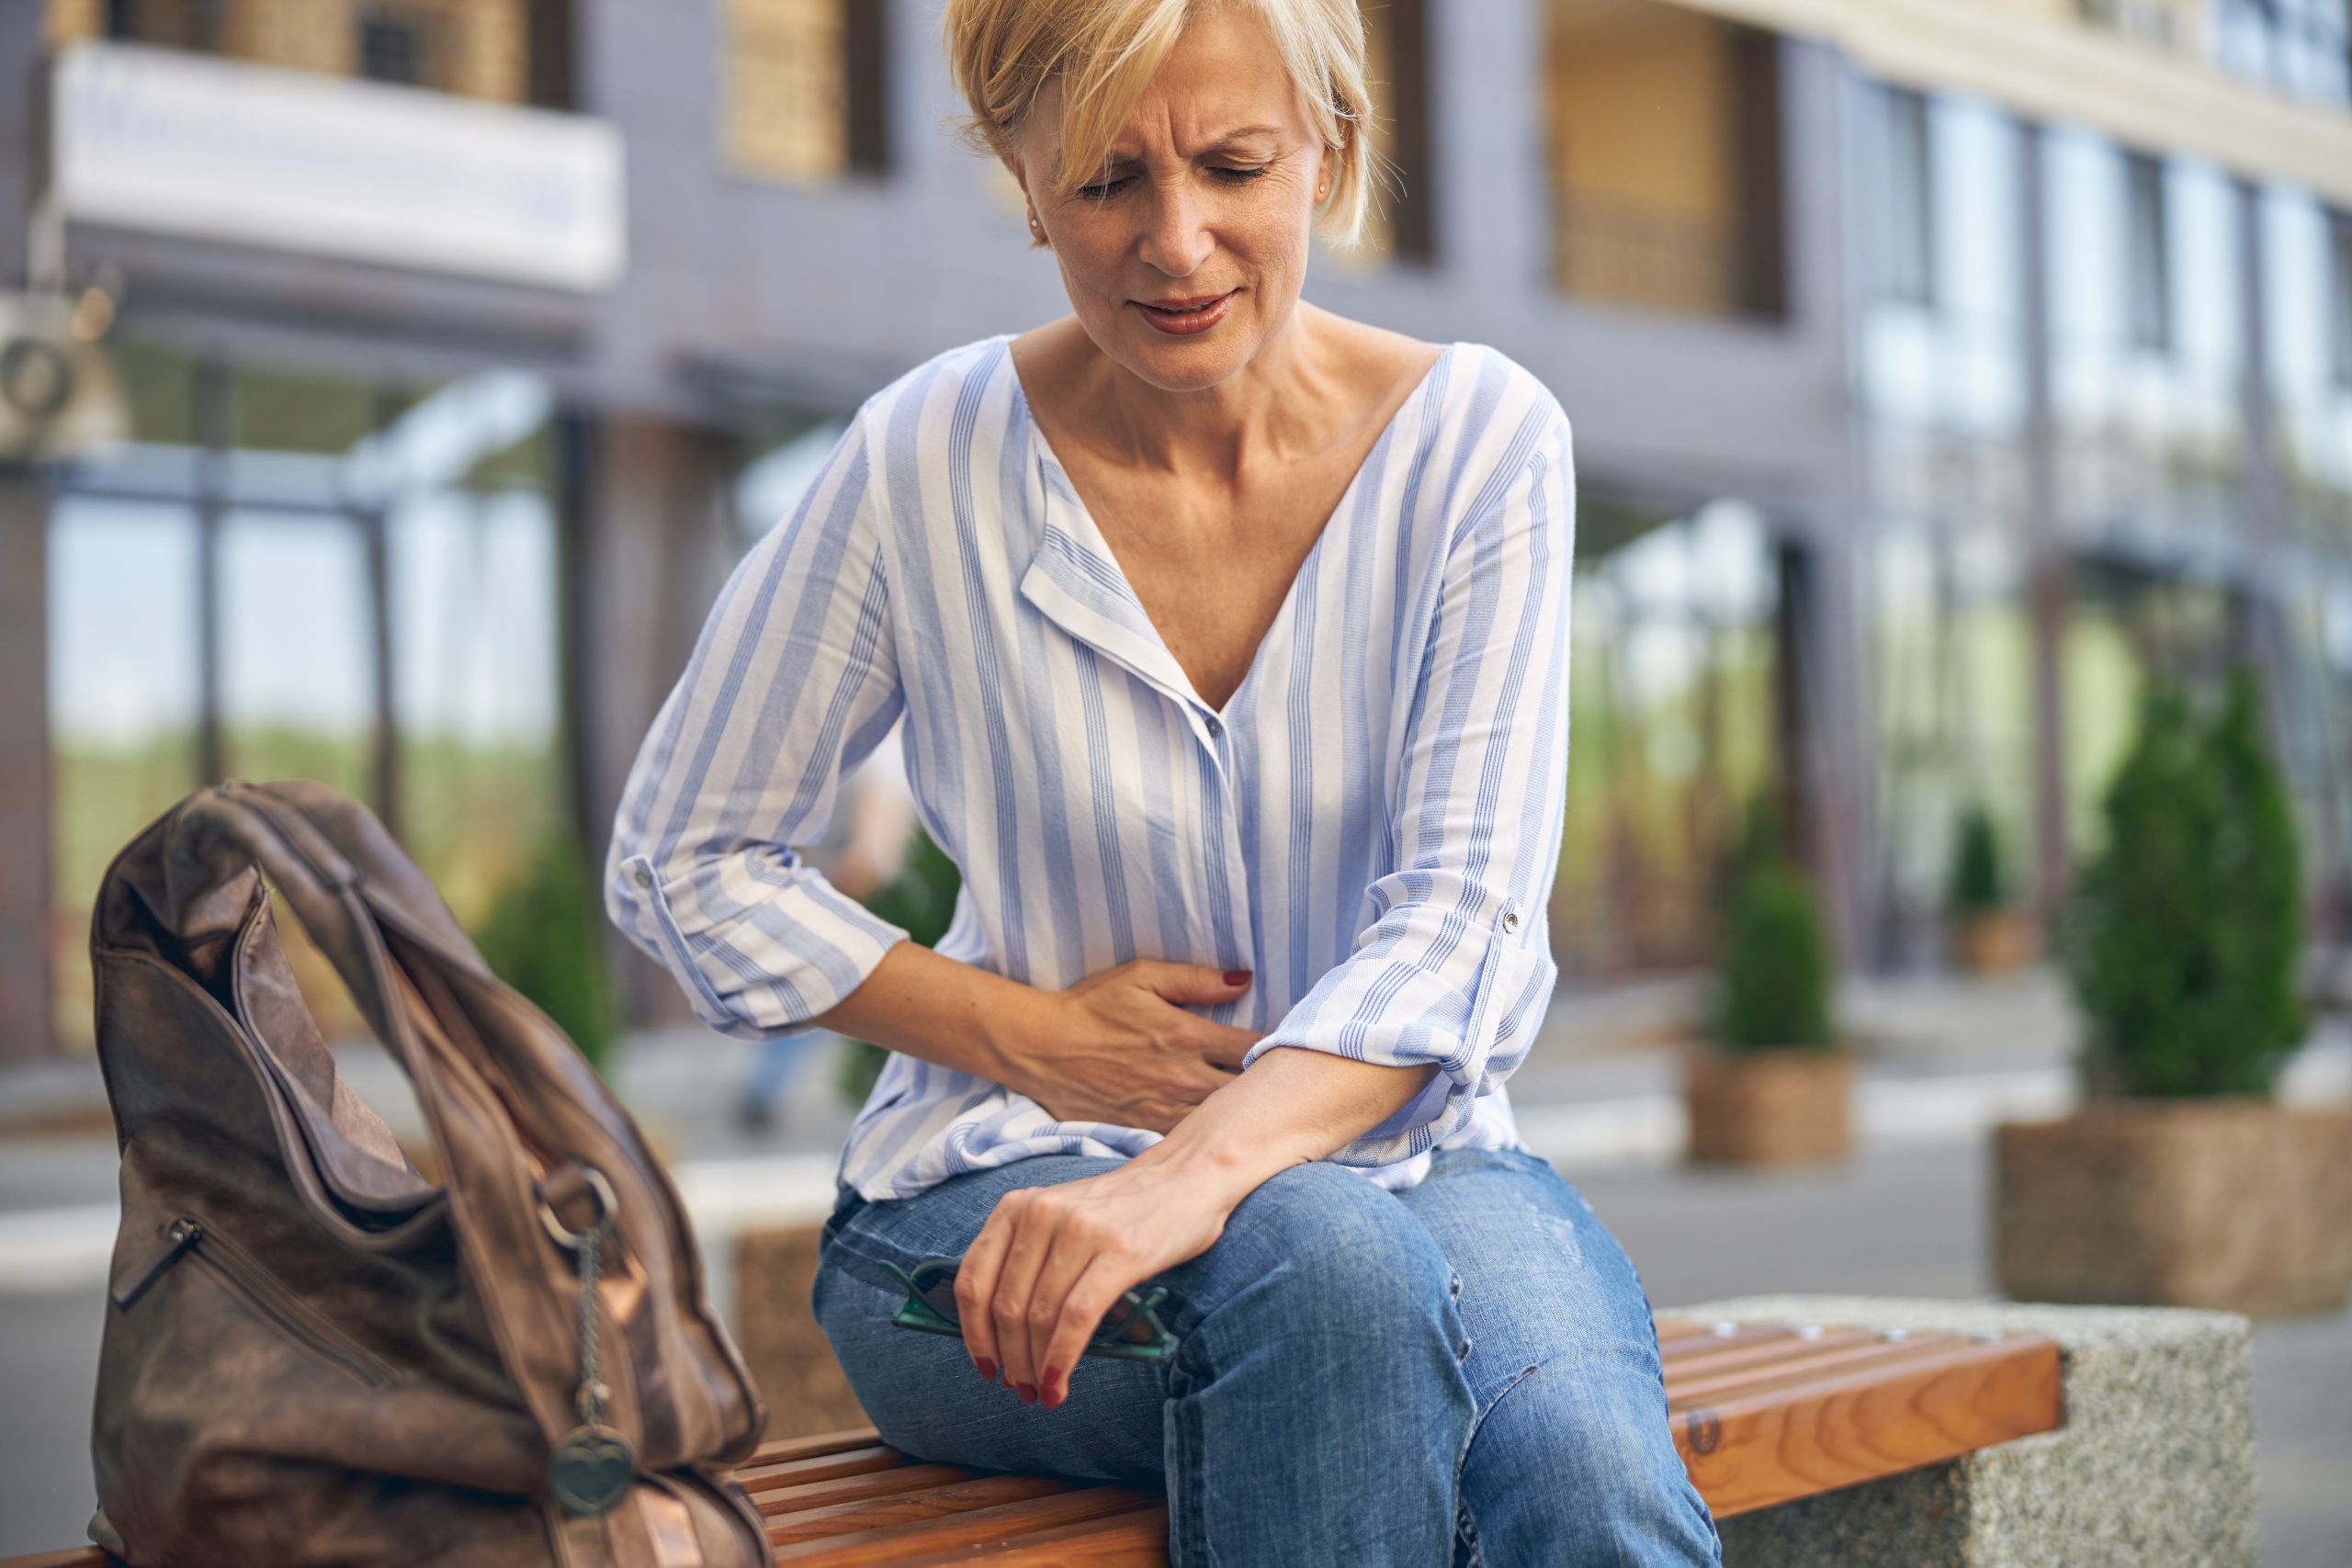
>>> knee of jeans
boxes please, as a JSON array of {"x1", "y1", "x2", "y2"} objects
[
  {"x1": 1477, "y1": 1353, "x2": 1682, "y2": 1480},
  {"x1": 1223, "y1": 1163, "x2": 1457, "y2": 1337}
]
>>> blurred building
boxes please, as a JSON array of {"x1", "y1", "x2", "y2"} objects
[{"x1": 2, "y1": 0, "x2": 2348, "y2": 1060}]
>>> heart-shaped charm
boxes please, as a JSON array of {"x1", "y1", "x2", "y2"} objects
[{"x1": 550, "y1": 1424, "x2": 636, "y2": 1517}]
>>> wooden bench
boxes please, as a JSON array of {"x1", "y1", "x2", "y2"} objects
[{"x1": 2, "y1": 1314, "x2": 2063, "y2": 1566}]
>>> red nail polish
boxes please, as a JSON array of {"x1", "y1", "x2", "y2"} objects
[
  {"x1": 1223, "y1": 969, "x2": 1251, "y2": 986},
  {"x1": 1017, "y1": 1382, "x2": 1036, "y2": 1404},
  {"x1": 1043, "y1": 1367, "x2": 1064, "y2": 1408},
  {"x1": 976, "y1": 1358, "x2": 995, "y2": 1381}
]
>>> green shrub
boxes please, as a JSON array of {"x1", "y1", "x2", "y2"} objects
[
  {"x1": 472, "y1": 829, "x2": 616, "y2": 1077},
  {"x1": 1712, "y1": 799, "x2": 1837, "y2": 1052},
  {"x1": 836, "y1": 825, "x2": 963, "y2": 1106},
  {"x1": 1710, "y1": 789, "x2": 1791, "y2": 929},
  {"x1": 2060, "y1": 667, "x2": 2307, "y2": 1099},
  {"x1": 1947, "y1": 802, "x2": 2007, "y2": 915}
]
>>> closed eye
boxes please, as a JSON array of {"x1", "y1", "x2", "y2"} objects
[{"x1": 1077, "y1": 167, "x2": 1272, "y2": 201}]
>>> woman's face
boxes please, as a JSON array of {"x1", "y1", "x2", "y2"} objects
[{"x1": 1012, "y1": 4, "x2": 1332, "y2": 390}]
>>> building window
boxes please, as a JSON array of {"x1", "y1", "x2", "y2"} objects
[
  {"x1": 2124, "y1": 151, "x2": 2171, "y2": 352},
  {"x1": 2213, "y1": 0, "x2": 2351, "y2": 105},
  {"x1": 51, "y1": 0, "x2": 536, "y2": 104},
  {"x1": 1359, "y1": 0, "x2": 1434, "y2": 264},
  {"x1": 358, "y1": 9, "x2": 429, "y2": 85},
  {"x1": 2075, "y1": 0, "x2": 2190, "y2": 51},
  {"x1": 1545, "y1": 0, "x2": 1786, "y2": 320},
  {"x1": 722, "y1": 0, "x2": 890, "y2": 183},
  {"x1": 1877, "y1": 85, "x2": 1935, "y2": 308},
  {"x1": 2331, "y1": 209, "x2": 2352, "y2": 387}
]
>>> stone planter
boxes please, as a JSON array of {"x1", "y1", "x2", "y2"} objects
[
  {"x1": 1681, "y1": 1040, "x2": 1856, "y2": 1168},
  {"x1": 1950, "y1": 906, "x2": 2037, "y2": 975},
  {"x1": 1995, "y1": 1099, "x2": 2352, "y2": 1316}
]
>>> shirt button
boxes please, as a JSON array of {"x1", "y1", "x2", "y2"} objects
[
  {"x1": 632, "y1": 865, "x2": 654, "y2": 890},
  {"x1": 1204, "y1": 715, "x2": 1222, "y2": 738},
  {"x1": 1501, "y1": 908, "x2": 1521, "y2": 934}
]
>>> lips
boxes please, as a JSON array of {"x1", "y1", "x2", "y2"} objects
[{"x1": 1134, "y1": 289, "x2": 1237, "y2": 335}]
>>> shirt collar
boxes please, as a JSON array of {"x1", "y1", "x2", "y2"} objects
[{"x1": 1012, "y1": 379, "x2": 1213, "y2": 720}]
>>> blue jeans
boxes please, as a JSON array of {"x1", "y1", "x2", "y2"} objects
[{"x1": 810, "y1": 1146, "x2": 1723, "y2": 1566}]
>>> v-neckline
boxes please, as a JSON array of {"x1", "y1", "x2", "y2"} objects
[{"x1": 1007, "y1": 334, "x2": 1459, "y2": 725}]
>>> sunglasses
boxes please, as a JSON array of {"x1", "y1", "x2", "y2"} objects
[{"x1": 877, "y1": 1254, "x2": 1178, "y2": 1364}]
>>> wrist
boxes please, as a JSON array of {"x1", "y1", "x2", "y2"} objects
[
  {"x1": 1132, "y1": 1099, "x2": 1313, "y2": 1208},
  {"x1": 973, "y1": 975, "x2": 1062, "y2": 1097}
]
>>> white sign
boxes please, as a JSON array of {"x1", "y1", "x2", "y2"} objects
[{"x1": 51, "y1": 39, "x2": 626, "y2": 292}]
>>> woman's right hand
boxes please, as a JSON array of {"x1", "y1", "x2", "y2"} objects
[{"x1": 1013, "y1": 962, "x2": 1262, "y2": 1134}]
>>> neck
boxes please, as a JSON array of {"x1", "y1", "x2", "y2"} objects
[{"x1": 1069, "y1": 302, "x2": 1344, "y2": 483}]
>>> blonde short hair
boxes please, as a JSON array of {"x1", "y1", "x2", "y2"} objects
[{"x1": 942, "y1": 0, "x2": 1385, "y2": 252}]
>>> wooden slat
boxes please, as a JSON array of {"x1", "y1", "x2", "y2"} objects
[
  {"x1": 749, "y1": 1427, "x2": 895, "y2": 1465},
  {"x1": 767, "y1": 1486, "x2": 1161, "y2": 1565},
  {"x1": 1661, "y1": 1327, "x2": 1882, "y2": 1382},
  {"x1": 1659, "y1": 1324, "x2": 1802, "y2": 1363},
  {"x1": 755, "y1": 1462, "x2": 985, "y2": 1517},
  {"x1": 877, "y1": 1504, "x2": 1173, "y2": 1565},
  {"x1": 769, "y1": 1476, "x2": 1082, "y2": 1546},
  {"x1": 1668, "y1": 1331, "x2": 1958, "y2": 1402},
  {"x1": 1670, "y1": 1333, "x2": 2064, "y2": 1518},
  {"x1": 0, "y1": 1553, "x2": 106, "y2": 1568},
  {"x1": 740, "y1": 1443, "x2": 910, "y2": 1493},
  {"x1": 1669, "y1": 1334, "x2": 1999, "y2": 1410}
]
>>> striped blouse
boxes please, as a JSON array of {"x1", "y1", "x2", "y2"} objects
[{"x1": 604, "y1": 330, "x2": 1576, "y2": 1203}]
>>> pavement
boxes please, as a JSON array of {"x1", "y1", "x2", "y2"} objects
[{"x1": 0, "y1": 964, "x2": 2346, "y2": 1562}]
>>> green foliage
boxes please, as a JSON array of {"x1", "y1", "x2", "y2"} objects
[
  {"x1": 836, "y1": 826, "x2": 964, "y2": 1106},
  {"x1": 1711, "y1": 793, "x2": 1836, "y2": 1052},
  {"x1": 2060, "y1": 667, "x2": 2307, "y2": 1099},
  {"x1": 472, "y1": 828, "x2": 616, "y2": 1077},
  {"x1": 1710, "y1": 789, "x2": 1791, "y2": 928},
  {"x1": 1947, "y1": 802, "x2": 2007, "y2": 915}
]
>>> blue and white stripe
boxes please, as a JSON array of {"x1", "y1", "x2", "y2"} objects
[{"x1": 605, "y1": 332, "x2": 1576, "y2": 1203}]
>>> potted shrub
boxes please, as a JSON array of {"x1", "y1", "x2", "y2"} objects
[
  {"x1": 1947, "y1": 802, "x2": 2037, "y2": 974},
  {"x1": 472, "y1": 826, "x2": 617, "y2": 1076},
  {"x1": 1683, "y1": 797, "x2": 1855, "y2": 1168},
  {"x1": 1995, "y1": 669, "x2": 2352, "y2": 1315}
]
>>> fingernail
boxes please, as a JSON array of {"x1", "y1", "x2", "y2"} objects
[
  {"x1": 1042, "y1": 1366, "x2": 1064, "y2": 1408},
  {"x1": 1223, "y1": 969, "x2": 1251, "y2": 986},
  {"x1": 975, "y1": 1358, "x2": 995, "y2": 1381},
  {"x1": 1016, "y1": 1382, "x2": 1036, "y2": 1404}
]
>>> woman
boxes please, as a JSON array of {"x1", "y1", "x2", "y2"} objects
[{"x1": 605, "y1": 0, "x2": 1721, "y2": 1562}]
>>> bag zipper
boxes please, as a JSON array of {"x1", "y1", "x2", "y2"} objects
[{"x1": 164, "y1": 1216, "x2": 402, "y2": 1388}]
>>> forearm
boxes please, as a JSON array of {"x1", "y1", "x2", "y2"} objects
[
  {"x1": 804, "y1": 941, "x2": 1048, "y2": 1091},
  {"x1": 1128, "y1": 1045, "x2": 1442, "y2": 1207}
]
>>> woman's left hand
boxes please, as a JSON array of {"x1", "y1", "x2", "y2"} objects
[{"x1": 953, "y1": 1154, "x2": 1240, "y2": 1410}]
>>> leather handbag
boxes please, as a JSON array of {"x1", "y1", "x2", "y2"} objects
[{"x1": 84, "y1": 777, "x2": 773, "y2": 1567}]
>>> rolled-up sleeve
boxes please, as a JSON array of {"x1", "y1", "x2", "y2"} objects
[
  {"x1": 1240, "y1": 399, "x2": 1576, "y2": 1167},
  {"x1": 603, "y1": 409, "x2": 911, "y2": 1043}
]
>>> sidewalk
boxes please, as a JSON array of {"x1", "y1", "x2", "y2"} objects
[{"x1": 3, "y1": 964, "x2": 2346, "y2": 1294}]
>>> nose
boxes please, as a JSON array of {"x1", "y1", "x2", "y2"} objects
[{"x1": 1136, "y1": 176, "x2": 1214, "y2": 277}]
